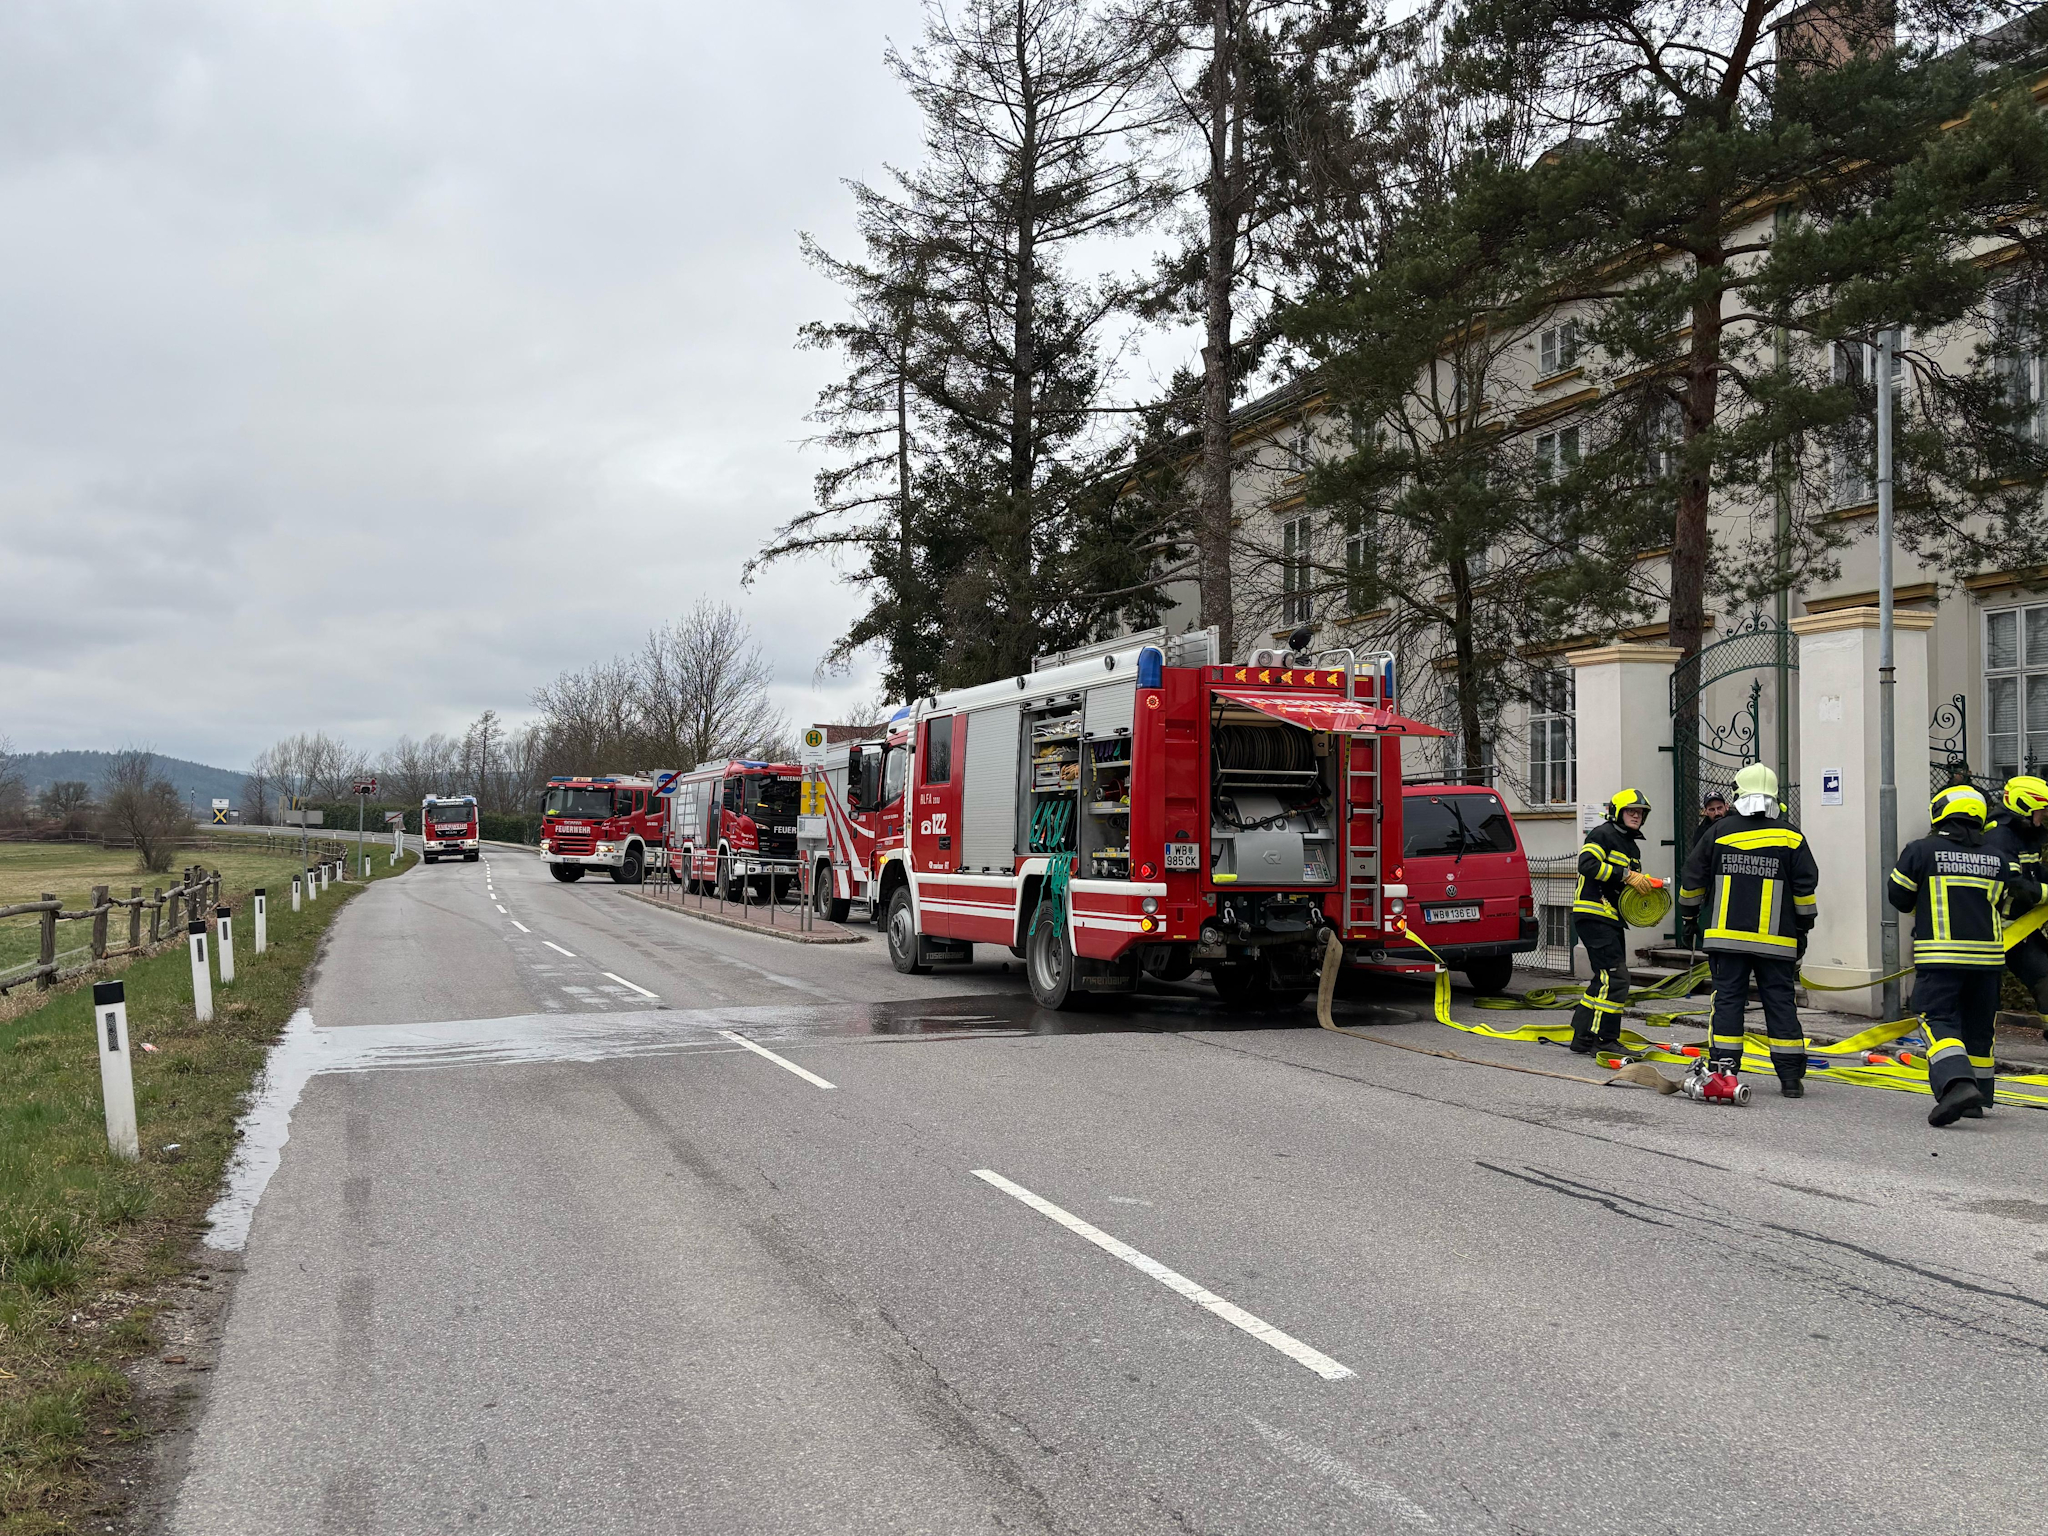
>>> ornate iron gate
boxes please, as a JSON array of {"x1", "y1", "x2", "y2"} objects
[{"x1": 1669, "y1": 611, "x2": 1800, "y2": 847}]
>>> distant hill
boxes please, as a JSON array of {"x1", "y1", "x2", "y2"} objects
[{"x1": 9, "y1": 750, "x2": 248, "y2": 810}]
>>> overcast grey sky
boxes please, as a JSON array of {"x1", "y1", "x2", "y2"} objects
[{"x1": 0, "y1": 0, "x2": 939, "y2": 769}]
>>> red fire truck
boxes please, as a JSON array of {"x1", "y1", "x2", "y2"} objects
[
  {"x1": 539, "y1": 775, "x2": 665, "y2": 884},
  {"x1": 877, "y1": 633, "x2": 1455, "y2": 1009},
  {"x1": 420, "y1": 794, "x2": 480, "y2": 863},
  {"x1": 663, "y1": 760, "x2": 804, "y2": 900},
  {"x1": 797, "y1": 722, "x2": 910, "y2": 922}
]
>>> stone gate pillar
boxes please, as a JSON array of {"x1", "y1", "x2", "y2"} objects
[
  {"x1": 1567, "y1": 644, "x2": 1682, "y2": 891},
  {"x1": 1789, "y1": 608, "x2": 1934, "y2": 1017}
]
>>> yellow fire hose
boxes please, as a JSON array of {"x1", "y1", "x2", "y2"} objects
[{"x1": 1318, "y1": 914, "x2": 2048, "y2": 1109}]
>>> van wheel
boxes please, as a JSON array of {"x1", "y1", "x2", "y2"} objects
[
  {"x1": 1463, "y1": 956, "x2": 1515, "y2": 995},
  {"x1": 813, "y1": 864, "x2": 850, "y2": 923},
  {"x1": 550, "y1": 864, "x2": 584, "y2": 883},
  {"x1": 1026, "y1": 906, "x2": 1081, "y2": 1009},
  {"x1": 612, "y1": 848, "x2": 643, "y2": 885},
  {"x1": 886, "y1": 887, "x2": 929, "y2": 974}
]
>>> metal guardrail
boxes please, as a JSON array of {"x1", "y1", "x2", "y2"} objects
[{"x1": 644, "y1": 853, "x2": 821, "y2": 932}]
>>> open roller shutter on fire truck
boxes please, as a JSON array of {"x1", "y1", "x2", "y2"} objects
[{"x1": 961, "y1": 704, "x2": 1022, "y2": 873}]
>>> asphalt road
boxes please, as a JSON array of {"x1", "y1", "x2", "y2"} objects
[{"x1": 162, "y1": 849, "x2": 2048, "y2": 1535}]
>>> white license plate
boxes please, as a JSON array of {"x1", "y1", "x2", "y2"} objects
[
  {"x1": 1425, "y1": 903, "x2": 1482, "y2": 924},
  {"x1": 1164, "y1": 842, "x2": 1199, "y2": 871}
]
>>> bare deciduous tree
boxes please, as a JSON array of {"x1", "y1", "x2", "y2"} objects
[
  {"x1": 99, "y1": 750, "x2": 190, "y2": 873},
  {"x1": 0, "y1": 739, "x2": 26, "y2": 827}
]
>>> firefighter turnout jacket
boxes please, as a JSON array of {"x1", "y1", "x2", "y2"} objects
[
  {"x1": 1887, "y1": 824, "x2": 2041, "y2": 969},
  {"x1": 1677, "y1": 811, "x2": 1820, "y2": 957},
  {"x1": 1574, "y1": 820, "x2": 1642, "y2": 925},
  {"x1": 1984, "y1": 807, "x2": 2045, "y2": 891}
]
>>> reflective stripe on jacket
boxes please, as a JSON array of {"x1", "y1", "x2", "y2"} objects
[
  {"x1": 1677, "y1": 812, "x2": 1820, "y2": 957},
  {"x1": 1574, "y1": 821, "x2": 1641, "y2": 924},
  {"x1": 1887, "y1": 826, "x2": 2040, "y2": 969}
]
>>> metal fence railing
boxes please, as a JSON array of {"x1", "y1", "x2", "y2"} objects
[{"x1": 644, "y1": 854, "x2": 822, "y2": 933}]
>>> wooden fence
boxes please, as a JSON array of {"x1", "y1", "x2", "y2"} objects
[{"x1": 0, "y1": 836, "x2": 351, "y2": 996}]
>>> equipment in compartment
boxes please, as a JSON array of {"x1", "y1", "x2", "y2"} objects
[
  {"x1": 1083, "y1": 735, "x2": 1132, "y2": 877},
  {"x1": 1028, "y1": 709, "x2": 1080, "y2": 854},
  {"x1": 1208, "y1": 716, "x2": 1335, "y2": 886}
]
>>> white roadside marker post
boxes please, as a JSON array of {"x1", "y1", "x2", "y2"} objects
[
  {"x1": 93, "y1": 980, "x2": 139, "y2": 1161},
  {"x1": 292, "y1": 873, "x2": 303, "y2": 910},
  {"x1": 215, "y1": 903, "x2": 235, "y2": 984},
  {"x1": 187, "y1": 919, "x2": 214, "y2": 1022},
  {"x1": 305, "y1": 867, "x2": 317, "y2": 903},
  {"x1": 253, "y1": 888, "x2": 268, "y2": 954}
]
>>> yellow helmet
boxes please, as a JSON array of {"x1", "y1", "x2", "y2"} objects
[
  {"x1": 1931, "y1": 784, "x2": 1989, "y2": 826},
  {"x1": 2003, "y1": 775, "x2": 2048, "y2": 816},
  {"x1": 1605, "y1": 788, "x2": 1653, "y2": 824}
]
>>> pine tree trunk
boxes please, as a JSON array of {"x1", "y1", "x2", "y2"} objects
[
  {"x1": 1451, "y1": 558, "x2": 1484, "y2": 777},
  {"x1": 1671, "y1": 245, "x2": 1721, "y2": 665},
  {"x1": 1197, "y1": 0, "x2": 1238, "y2": 662},
  {"x1": 1007, "y1": 29, "x2": 1040, "y2": 677},
  {"x1": 895, "y1": 335, "x2": 917, "y2": 698}
]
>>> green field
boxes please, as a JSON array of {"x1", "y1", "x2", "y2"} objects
[
  {"x1": 0, "y1": 845, "x2": 417, "y2": 1532},
  {"x1": 0, "y1": 838, "x2": 366, "y2": 983}
]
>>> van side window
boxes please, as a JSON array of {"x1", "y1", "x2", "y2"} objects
[{"x1": 923, "y1": 718, "x2": 953, "y2": 784}]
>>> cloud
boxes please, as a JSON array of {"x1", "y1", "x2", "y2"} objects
[{"x1": 0, "y1": 0, "x2": 928, "y2": 766}]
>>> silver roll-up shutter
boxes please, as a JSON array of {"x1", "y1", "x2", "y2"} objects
[
  {"x1": 961, "y1": 705, "x2": 1022, "y2": 871},
  {"x1": 1085, "y1": 680, "x2": 1136, "y2": 739}
]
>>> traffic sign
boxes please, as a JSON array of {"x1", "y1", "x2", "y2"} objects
[
  {"x1": 352, "y1": 778, "x2": 378, "y2": 796},
  {"x1": 211, "y1": 808, "x2": 229, "y2": 825},
  {"x1": 800, "y1": 728, "x2": 826, "y2": 768}
]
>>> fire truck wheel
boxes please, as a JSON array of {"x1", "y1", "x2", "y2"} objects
[
  {"x1": 463, "y1": 853, "x2": 479, "y2": 863},
  {"x1": 886, "y1": 887, "x2": 930, "y2": 975},
  {"x1": 611, "y1": 848, "x2": 644, "y2": 885},
  {"x1": 1025, "y1": 909, "x2": 1080, "y2": 1010},
  {"x1": 549, "y1": 864, "x2": 585, "y2": 883},
  {"x1": 813, "y1": 864, "x2": 850, "y2": 924},
  {"x1": 423, "y1": 854, "x2": 437, "y2": 865},
  {"x1": 1462, "y1": 955, "x2": 1515, "y2": 995}
]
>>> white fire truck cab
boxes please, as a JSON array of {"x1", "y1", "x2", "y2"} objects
[{"x1": 878, "y1": 630, "x2": 1450, "y2": 1009}]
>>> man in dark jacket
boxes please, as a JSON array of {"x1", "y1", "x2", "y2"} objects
[
  {"x1": 1889, "y1": 785, "x2": 2042, "y2": 1126},
  {"x1": 1569, "y1": 788, "x2": 1660, "y2": 1054},
  {"x1": 1678, "y1": 764, "x2": 1820, "y2": 1096},
  {"x1": 1985, "y1": 775, "x2": 2048, "y2": 1023}
]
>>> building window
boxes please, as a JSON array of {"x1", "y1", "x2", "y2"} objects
[
  {"x1": 1285, "y1": 418, "x2": 1316, "y2": 474},
  {"x1": 1647, "y1": 395, "x2": 1683, "y2": 492},
  {"x1": 1281, "y1": 513, "x2": 1314, "y2": 626},
  {"x1": 1528, "y1": 670, "x2": 1576, "y2": 805},
  {"x1": 1993, "y1": 287, "x2": 2047, "y2": 445},
  {"x1": 1540, "y1": 321, "x2": 1579, "y2": 376},
  {"x1": 1535, "y1": 425, "x2": 1580, "y2": 481},
  {"x1": 1343, "y1": 509, "x2": 1376, "y2": 616},
  {"x1": 1540, "y1": 903, "x2": 1572, "y2": 951},
  {"x1": 1830, "y1": 334, "x2": 1905, "y2": 508},
  {"x1": 1986, "y1": 603, "x2": 2048, "y2": 778}
]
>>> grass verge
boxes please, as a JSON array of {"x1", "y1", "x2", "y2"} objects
[{"x1": 0, "y1": 848, "x2": 417, "y2": 1532}]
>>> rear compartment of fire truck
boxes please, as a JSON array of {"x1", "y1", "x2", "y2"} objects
[{"x1": 1200, "y1": 704, "x2": 1340, "y2": 1008}]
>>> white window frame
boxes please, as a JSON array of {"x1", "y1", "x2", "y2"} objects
[
  {"x1": 1281, "y1": 512, "x2": 1314, "y2": 626},
  {"x1": 1540, "y1": 321, "x2": 1579, "y2": 376},
  {"x1": 1528, "y1": 670, "x2": 1576, "y2": 806},
  {"x1": 1343, "y1": 509, "x2": 1374, "y2": 616},
  {"x1": 1993, "y1": 287, "x2": 2047, "y2": 445},
  {"x1": 1535, "y1": 425, "x2": 1580, "y2": 482},
  {"x1": 1986, "y1": 601, "x2": 2048, "y2": 779}
]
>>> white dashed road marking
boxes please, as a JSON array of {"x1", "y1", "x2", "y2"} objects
[
  {"x1": 510, "y1": 920, "x2": 530, "y2": 933},
  {"x1": 718, "y1": 1030, "x2": 835, "y2": 1090},
  {"x1": 603, "y1": 971, "x2": 659, "y2": 1000},
  {"x1": 970, "y1": 1169, "x2": 1355, "y2": 1382},
  {"x1": 543, "y1": 941, "x2": 576, "y2": 957}
]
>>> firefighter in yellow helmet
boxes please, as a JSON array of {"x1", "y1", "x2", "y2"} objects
[
  {"x1": 1568, "y1": 788, "x2": 1660, "y2": 1054},
  {"x1": 1678, "y1": 763, "x2": 1820, "y2": 1096},
  {"x1": 1985, "y1": 775, "x2": 2048, "y2": 1026},
  {"x1": 1889, "y1": 785, "x2": 2042, "y2": 1125}
]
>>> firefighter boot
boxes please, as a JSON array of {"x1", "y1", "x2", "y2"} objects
[
  {"x1": 1928, "y1": 1079, "x2": 1983, "y2": 1128},
  {"x1": 2035, "y1": 977, "x2": 2048, "y2": 1042}
]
